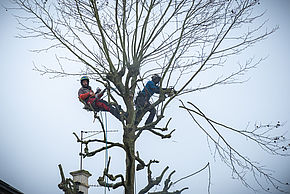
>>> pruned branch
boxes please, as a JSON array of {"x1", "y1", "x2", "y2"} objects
[
  {"x1": 72, "y1": 132, "x2": 125, "y2": 158},
  {"x1": 98, "y1": 157, "x2": 125, "y2": 190},
  {"x1": 135, "y1": 116, "x2": 175, "y2": 140},
  {"x1": 58, "y1": 164, "x2": 78, "y2": 194},
  {"x1": 139, "y1": 161, "x2": 168, "y2": 194},
  {"x1": 138, "y1": 161, "x2": 190, "y2": 194}
]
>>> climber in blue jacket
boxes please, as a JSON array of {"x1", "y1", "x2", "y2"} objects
[
  {"x1": 135, "y1": 74, "x2": 176, "y2": 125},
  {"x1": 135, "y1": 74, "x2": 161, "y2": 125}
]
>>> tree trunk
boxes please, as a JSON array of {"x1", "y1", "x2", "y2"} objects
[{"x1": 123, "y1": 127, "x2": 136, "y2": 194}]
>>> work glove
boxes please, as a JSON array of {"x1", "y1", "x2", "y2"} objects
[
  {"x1": 96, "y1": 87, "x2": 101, "y2": 94},
  {"x1": 165, "y1": 87, "x2": 177, "y2": 97}
]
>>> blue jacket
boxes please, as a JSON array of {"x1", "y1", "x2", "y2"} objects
[{"x1": 141, "y1": 80, "x2": 160, "y2": 100}]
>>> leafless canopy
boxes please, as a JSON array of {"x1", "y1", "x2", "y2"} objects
[{"x1": 10, "y1": 0, "x2": 289, "y2": 193}]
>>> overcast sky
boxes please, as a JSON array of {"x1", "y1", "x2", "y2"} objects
[{"x1": 0, "y1": 1, "x2": 289, "y2": 194}]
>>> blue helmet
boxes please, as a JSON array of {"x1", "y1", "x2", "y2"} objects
[{"x1": 80, "y1": 76, "x2": 89, "y2": 87}]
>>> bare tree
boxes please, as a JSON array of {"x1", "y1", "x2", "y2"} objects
[{"x1": 10, "y1": 0, "x2": 289, "y2": 193}]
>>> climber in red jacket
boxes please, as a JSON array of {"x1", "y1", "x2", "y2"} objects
[{"x1": 78, "y1": 76, "x2": 123, "y2": 121}]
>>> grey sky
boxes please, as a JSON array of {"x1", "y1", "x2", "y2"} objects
[{"x1": 0, "y1": 1, "x2": 290, "y2": 194}]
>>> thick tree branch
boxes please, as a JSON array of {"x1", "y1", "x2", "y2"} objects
[{"x1": 98, "y1": 157, "x2": 125, "y2": 190}]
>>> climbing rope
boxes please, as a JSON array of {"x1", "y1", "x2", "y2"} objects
[
  {"x1": 98, "y1": 111, "x2": 109, "y2": 194},
  {"x1": 104, "y1": 112, "x2": 109, "y2": 193},
  {"x1": 88, "y1": 110, "x2": 109, "y2": 194}
]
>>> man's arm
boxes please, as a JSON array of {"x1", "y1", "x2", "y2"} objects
[
  {"x1": 148, "y1": 81, "x2": 160, "y2": 94},
  {"x1": 78, "y1": 88, "x2": 95, "y2": 101},
  {"x1": 97, "y1": 88, "x2": 107, "y2": 99}
]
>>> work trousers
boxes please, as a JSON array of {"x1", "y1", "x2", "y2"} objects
[
  {"x1": 135, "y1": 93, "x2": 156, "y2": 125},
  {"x1": 92, "y1": 99, "x2": 121, "y2": 121}
]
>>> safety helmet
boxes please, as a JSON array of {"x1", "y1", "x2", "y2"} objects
[
  {"x1": 151, "y1": 74, "x2": 161, "y2": 84},
  {"x1": 80, "y1": 76, "x2": 89, "y2": 87}
]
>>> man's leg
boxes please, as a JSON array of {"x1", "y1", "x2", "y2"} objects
[
  {"x1": 134, "y1": 94, "x2": 146, "y2": 124},
  {"x1": 145, "y1": 106, "x2": 156, "y2": 125},
  {"x1": 96, "y1": 99, "x2": 111, "y2": 110},
  {"x1": 95, "y1": 100, "x2": 122, "y2": 121}
]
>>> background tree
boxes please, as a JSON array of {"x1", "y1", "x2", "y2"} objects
[{"x1": 10, "y1": 0, "x2": 289, "y2": 193}]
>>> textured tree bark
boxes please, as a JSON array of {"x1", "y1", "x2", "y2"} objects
[{"x1": 123, "y1": 127, "x2": 136, "y2": 194}]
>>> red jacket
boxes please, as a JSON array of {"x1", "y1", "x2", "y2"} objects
[{"x1": 78, "y1": 87, "x2": 104, "y2": 104}]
